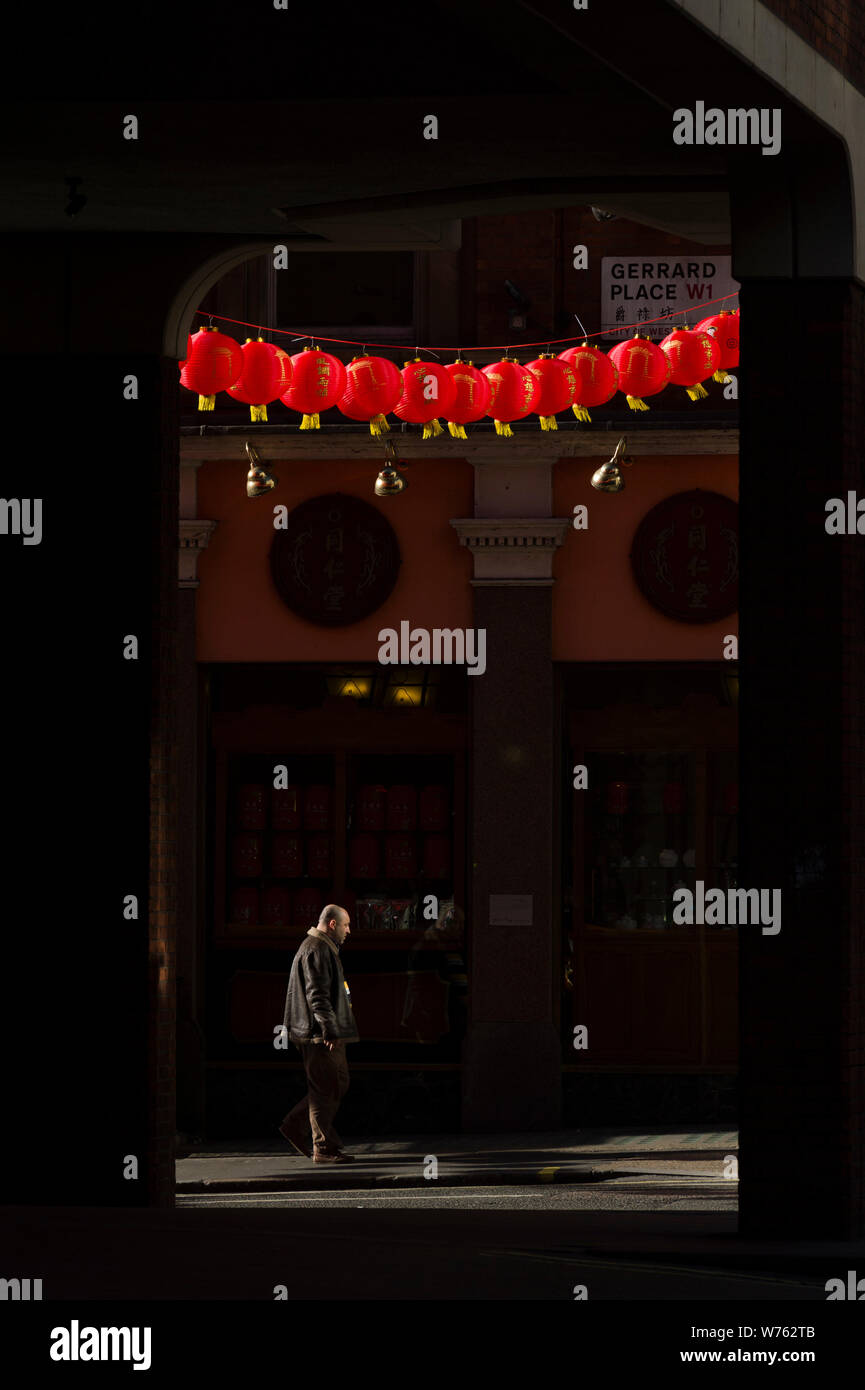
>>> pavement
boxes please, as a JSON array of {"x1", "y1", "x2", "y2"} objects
[{"x1": 176, "y1": 1125, "x2": 741, "y2": 1193}]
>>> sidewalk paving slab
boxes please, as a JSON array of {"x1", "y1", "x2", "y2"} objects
[{"x1": 176, "y1": 1126, "x2": 740, "y2": 1193}]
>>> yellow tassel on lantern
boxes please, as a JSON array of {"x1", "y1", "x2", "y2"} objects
[
  {"x1": 494, "y1": 420, "x2": 513, "y2": 436},
  {"x1": 686, "y1": 383, "x2": 709, "y2": 401},
  {"x1": 369, "y1": 414, "x2": 391, "y2": 435},
  {"x1": 572, "y1": 404, "x2": 592, "y2": 423},
  {"x1": 250, "y1": 404, "x2": 268, "y2": 422},
  {"x1": 198, "y1": 394, "x2": 216, "y2": 410},
  {"x1": 448, "y1": 421, "x2": 467, "y2": 439},
  {"x1": 299, "y1": 413, "x2": 321, "y2": 430},
  {"x1": 626, "y1": 396, "x2": 649, "y2": 411},
  {"x1": 539, "y1": 415, "x2": 557, "y2": 431},
  {"x1": 422, "y1": 418, "x2": 444, "y2": 439},
  {"x1": 713, "y1": 369, "x2": 729, "y2": 384}
]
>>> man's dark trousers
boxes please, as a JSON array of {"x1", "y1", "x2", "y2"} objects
[{"x1": 284, "y1": 1039, "x2": 350, "y2": 1154}]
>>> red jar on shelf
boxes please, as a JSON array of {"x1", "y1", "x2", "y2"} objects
[
  {"x1": 293, "y1": 886, "x2": 323, "y2": 928},
  {"x1": 423, "y1": 834, "x2": 451, "y2": 879},
  {"x1": 237, "y1": 784, "x2": 267, "y2": 830},
  {"x1": 272, "y1": 786, "x2": 301, "y2": 830},
  {"x1": 261, "y1": 885, "x2": 292, "y2": 927},
  {"x1": 230, "y1": 885, "x2": 260, "y2": 925},
  {"x1": 387, "y1": 784, "x2": 417, "y2": 831},
  {"x1": 306, "y1": 836, "x2": 331, "y2": 877},
  {"x1": 272, "y1": 834, "x2": 303, "y2": 877},
  {"x1": 232, "y1": 834, "x2": 263, "y2": 878},
  {"x1": 304, "y1": 785, "x2": 331, "y2": 830},
  {"x1": 419, "y1": 785, "x2": 449, "y2": 832},
  {"x1": 356, "y1": 784, "x2": 387, "y2": 832},
  {"x1": 385, "y1": 833, "x2": 418, "y2": 878},
  {"x1": 349, "y1": 834, "x2": 380, "y2": 878}
]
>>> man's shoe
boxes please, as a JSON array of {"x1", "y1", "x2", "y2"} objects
[
  {"x1": 278, "y1": 1120, "x2": 312, "y2": 1158},
  {"x1": 313, "y1": 1150, "x2": 355, "y2": 1164}
]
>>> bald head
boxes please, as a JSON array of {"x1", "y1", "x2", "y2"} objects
[{"x1": 317, "y1": 905, "x2": 350, "y2": 945}]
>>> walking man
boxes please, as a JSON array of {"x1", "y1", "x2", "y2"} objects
[{"x1": 279, "y1": 904, "x2": 359, "y2": 1163}]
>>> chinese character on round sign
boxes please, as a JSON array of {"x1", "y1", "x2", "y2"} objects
[{"x1": 629, "y1": 490, "x2": 738, "y2": 623}]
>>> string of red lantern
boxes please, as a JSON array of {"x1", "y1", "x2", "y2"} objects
[{"x1": 179, "y1": 297, "x2": 739, "y2": 428}]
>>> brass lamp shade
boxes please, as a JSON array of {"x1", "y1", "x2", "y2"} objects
[{"x1": 591, "y1": 437, "x2": 631, "y2": 492}]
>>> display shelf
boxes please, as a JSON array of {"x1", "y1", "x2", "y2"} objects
[{"x1": 568, "y1": 700, "x2": 738, "y2": 1068}]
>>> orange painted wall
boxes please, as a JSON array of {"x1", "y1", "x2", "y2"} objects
[
  {"x1": 196, "y1": 450, "x2": 737, "y2": 663},
  {"x1": 196, "y1": 455, "x2": 474, "y2": 662},
  {"x1": 552, "y1": 453, "x2": 738, "y2": 660}
]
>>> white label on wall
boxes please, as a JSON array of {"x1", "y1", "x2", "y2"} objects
[
  {"x1": 489, "y1": 894, "x2": 534, "y2": 925},
  {"x1": 600, "y1": 255, "x2": 739, "y2": 340}
]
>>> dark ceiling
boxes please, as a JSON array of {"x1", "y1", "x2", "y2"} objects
[{"x1": 0, "y1": 0, "x2": 829, "y2": 246}]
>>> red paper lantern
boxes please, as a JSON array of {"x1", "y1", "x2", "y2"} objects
[
  {"x1": 659, "y1": 328, "x2": 721, "y2": 401},
  {"x1": 393, "y1": 359, "x2": 457, "y2": 438},
  {"x1": 558, "y1": 343, "x2": 619, "y2": 422},
  {"x1": 525, "y1": 354, "x2": 577, "y2": 430},
  {"x1": 226, "y1": 338, "x2": 293, "y2": 421},
  {"x1": 694, "y1": 309, "x2": 740, "y2": 382},
  {"x1": 179, "y1": 326, "x2": 243, "y2": 411},
  {"x1": 607, "y1": 335, "x2": 670, "y2": 411},
  {"x1": 443, "y1": 359, "x2": 491, "y2": 438},
  {"x1": 280, "y1": 346, "x2": 347, "y2": 430},
  {"x1": 482, "y1": 357, "x2": 541, "y2": 436},
  {"x1": 338, "y1": 355, "x2": 403, "y2": 435}
]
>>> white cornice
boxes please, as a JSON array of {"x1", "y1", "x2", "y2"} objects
[
  {"x1": 179, "y1": 519, "x2": 218, "y2": 589},
  {"x1": 450, "y1": 517, "x2": 572, "y2": 585}
]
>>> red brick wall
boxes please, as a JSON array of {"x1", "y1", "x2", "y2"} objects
[{"x1": 761, "y1": 0, "x2": 865, "y2": 95}]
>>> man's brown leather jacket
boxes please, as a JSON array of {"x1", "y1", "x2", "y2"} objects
[{"x1": 283, "y1": 928, "x2": 360, "y2": 1045}]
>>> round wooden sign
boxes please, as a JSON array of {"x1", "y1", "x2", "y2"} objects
[
  {"x1": 630, "y1": 490, "x2": 738, "y2": 623},
  {"x1": 270, "y1": 493, "x2": 401, "y2": 626}
]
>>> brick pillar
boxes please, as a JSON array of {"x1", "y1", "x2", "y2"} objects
[
  {"x1": 453, "y1": 475, "x2": 571, "y2": 1131},
  {"x1": 737, "y1": 279, "x2": 865, "y2": 1236}
]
